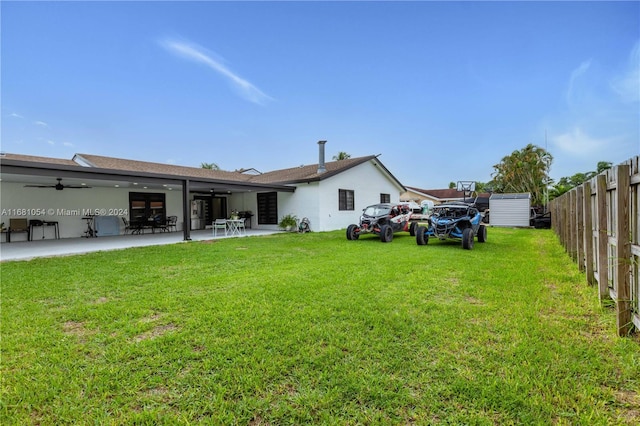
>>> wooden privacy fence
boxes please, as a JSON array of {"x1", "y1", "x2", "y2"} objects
[{"x1": 549, "y1": 155, "x2": 639, "y2": 337}]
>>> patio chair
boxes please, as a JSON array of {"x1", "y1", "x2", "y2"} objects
[
  {"x1": 235, "y1": 219, "x2": 246, "y2": 235},
  {"x1": 8, "y1": 218, "x2": 30, "y2": 242},
  {"x1": 212, "y1": 219, "x2": 227, "y2": 237},
  {"x1": 151, "y1": 214, "x2": 169, "y2": 232},
  {"x1": 166, "y1": 216, "x2": 178, "y2": 232},
  {"x1": 121, "y1": 217, "x2": 132, "y2": 234}
]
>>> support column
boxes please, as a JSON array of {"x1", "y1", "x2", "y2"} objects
[{"x1": 182, "y1": 179, "x2": 191, "y2": 241}]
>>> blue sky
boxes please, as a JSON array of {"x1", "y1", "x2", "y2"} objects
[{"x1": 2, "y1": 1, "x2": 639, "y2": 189}]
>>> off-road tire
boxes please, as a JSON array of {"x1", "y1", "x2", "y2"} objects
[
  {"x1": 416, "y1": 226, "x2": 429, "y2": 245},
  {"x1": 346, "y1": 224, "x2": 359, "y2": 240},
  {"x1": 477, "y1": 224, "x2": 487, "y2": 243},
  {"x1": 462, "y1": 227, "x2": 474, "y2": 250},
  {"x1": 409, "y1": 221, "x2": 418, "y2": 236},
  {"x1": 380, "y1": 225, "x2": 393, "y2": 243}
]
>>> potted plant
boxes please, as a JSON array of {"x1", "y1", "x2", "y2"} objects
[{"x1": 278, "y1": 214, "x2": 298, "y2": 231}]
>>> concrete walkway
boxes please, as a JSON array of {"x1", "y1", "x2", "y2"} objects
[{"x1": 0, "y1": 229, "x2": 280, "y2": 262}]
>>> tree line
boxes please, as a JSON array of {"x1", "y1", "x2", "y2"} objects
[{"x1": 478, "y1": 144, "x2": 611, "y2": 206}]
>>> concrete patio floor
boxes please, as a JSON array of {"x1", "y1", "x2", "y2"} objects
[{"x1": 0, "y1": 228, "x2": 280, "y2": 262}]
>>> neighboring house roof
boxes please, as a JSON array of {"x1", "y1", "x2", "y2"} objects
[
  {"x1": 406, "y1": 186, "x2": 467, "y2": 201},
  {"x1": 404, "y1": 186, "x2": 491, "y2": 204}
]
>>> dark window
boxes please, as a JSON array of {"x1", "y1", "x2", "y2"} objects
[
  {"x1": 380, "y1": 193, "x2": 390, "y2": 203},
  {"x1": 339, "y1": 189, "x2": 355, "y2": 211},
  {"x1": 129, "y1": 192, "x2": 166, "y2": 222},
  {"x1": 257, "y1": 192, "x2": 278, "y2": 224}
]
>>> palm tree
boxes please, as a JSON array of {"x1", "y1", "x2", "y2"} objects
[
  {"x1": 201, "y1": 162, "x2": 220, "y2": 170},
  {"x1": 332, "y1": 152, "x2": 351, "y2": 161},
  {"x1": 491, "y1": 144, "x2": 553, "y2": 206}
]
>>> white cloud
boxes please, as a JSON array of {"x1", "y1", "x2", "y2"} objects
[
  {"x1": 552, "y1": 127, "x2": 610, "y2": 156},
  {"x1": 566, "y1": 59, "x2": 592, "y2": 105},
  {"x1": 611, "y1": 41, "x2": 640, "y2": 103},
  {"x1": 9, "y1": 113, "x2": 24, "y2": 119},
  {"x1": 34, "y1": 121, "x2": 49, "y2": 127},
  {"x1": 159, "y1": 37, "x2": 273, "y2": 105},
  {"x1": 63, "y1": 141, "x2": 73, "y2": 147}
]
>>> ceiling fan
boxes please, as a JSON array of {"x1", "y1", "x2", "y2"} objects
[{"x1": 24, "y1": 178, "x2": 92, "y2": 191}]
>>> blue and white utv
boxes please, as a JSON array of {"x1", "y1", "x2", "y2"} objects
[{"x1": 415, "y1": 202, "x2": 487, "y2": 250}]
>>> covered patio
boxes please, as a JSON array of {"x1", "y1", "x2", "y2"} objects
[
  {"x1": 0, "y1": 228, "x2": 281, "y2": 262},
  {"x1": 0, "y1": 153, "x2": 296, "y2": 243}
]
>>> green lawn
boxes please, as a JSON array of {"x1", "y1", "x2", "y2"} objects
[{"x1": 1, "y1": 228, "x2": 639, "y2": 424}]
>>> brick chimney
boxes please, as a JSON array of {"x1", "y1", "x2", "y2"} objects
[{"x1": 317, "y1": 140, "x2": 327, "y2": 174}]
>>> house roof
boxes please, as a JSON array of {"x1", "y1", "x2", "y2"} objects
[
  {"x1": 76, "y1": 153, "x2": 403, "y2": 188},
  {"x1": 1, "y1": 151, "x2": 405, "y2": 192},
  {"x1": 74, "y1": 153, "x2": 253, "y2": 182},
  {"x1": 0, "y1": 153, "x2": 79, "y2": 166}
]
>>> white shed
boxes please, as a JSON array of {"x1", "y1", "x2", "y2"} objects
[{"x1": 489, "y1": 193, "x2": 531, "y2": 227}]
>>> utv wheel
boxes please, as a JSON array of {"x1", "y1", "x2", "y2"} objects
[
  {"x1": 416, "y1": 226, "x2": 429, "y2": 246},
  {"x1": 346, "y1": 224, "x2": 359, "y2": 240},
  {"x1": 462, "y1": 228, "x2": 474, "y2": 250},
  {"x1": 380, "y1": 225, "x2": 393, "y2": 243},
  {"x1": 409, "y1": 221, "x2": 417, "y2": 237},
  {"x1": 477, "y1": 225, "x2": 487, "y2": 243}
]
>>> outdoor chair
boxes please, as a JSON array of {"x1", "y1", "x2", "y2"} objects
[
  {"x1": 121, "y1": 217, "x2": 132, "y2": 234},
  {"x1": 151, "y1": 214, "x2": 168, "y2": 232},
  {"x1": 8, "y1": 218, "x2": 30, "y2": 242},
  {"x1": 235, "y1": 219, "x2": 246, "y2": 235},
  {"x1": 212, "y1": 219, "x2": 227, "y2": 237},
  {"x1": 166, "y1": 216, "x2": 178, "y2": 232}
]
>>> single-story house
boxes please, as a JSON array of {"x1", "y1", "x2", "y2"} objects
[{"x1": 0, "y1": 141, "x2": 406, "y2": 241}]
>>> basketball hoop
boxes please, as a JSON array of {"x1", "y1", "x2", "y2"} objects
[{"x1": 456, "y1": 181, "x2": 476, "y2": 202}]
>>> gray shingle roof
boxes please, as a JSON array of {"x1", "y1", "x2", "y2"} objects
[
  {"x1": 74, "y1": 154, "x2": 253, "y2": 182},
  {"x1": 0, "y1": 153, "x2": 78, "y2": 166},
  {"x1": 2, "y1": 152, "x2": 403, "y2": 189}
]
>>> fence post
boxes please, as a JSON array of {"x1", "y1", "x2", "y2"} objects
[
  {"x1": 615, "y1": 164, "x2": 632, "y2": 336},
  {"x1": 583, "y1": 181, "x2": 594, "y2": 284},
  {"x1": 577, "y1": 186, "x2": 585, "y2": 272},
  {"x1": 596, "y1": 174, "x2": 609, "y2": 302},
  {"x1": 569, "y1": 189, "x2": 577, "y2": 262}
]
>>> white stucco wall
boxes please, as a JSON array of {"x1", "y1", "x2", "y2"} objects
[
  {"x1": 0, "y1": 181, "x2": 184, "y2": 239},
  {"x1": 315, "y1": 161, "x2": 402, "y2": 231},
  {"x1": 254, "y1": 160, "x2": 403, "y2": 232}
]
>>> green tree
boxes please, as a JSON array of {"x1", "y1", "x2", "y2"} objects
[
  {"x1": 491, "y1": 144, "x2": 553, "y2": 206},
  {"x1": 201, "y1": 162, "x2": 220, "y2": 170},
  {"x1": 448, "y1": 182, "x2": 456, "y2": 189},
  {"x1": 332, "y1": 152, "x2": 351, "y2": 161},
  {"x1": 549, "y1": 161, "x2": 612, "y2": 200},
  {"x1": 475, "y1": 182, "x2": 494, "y2": 194}
]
